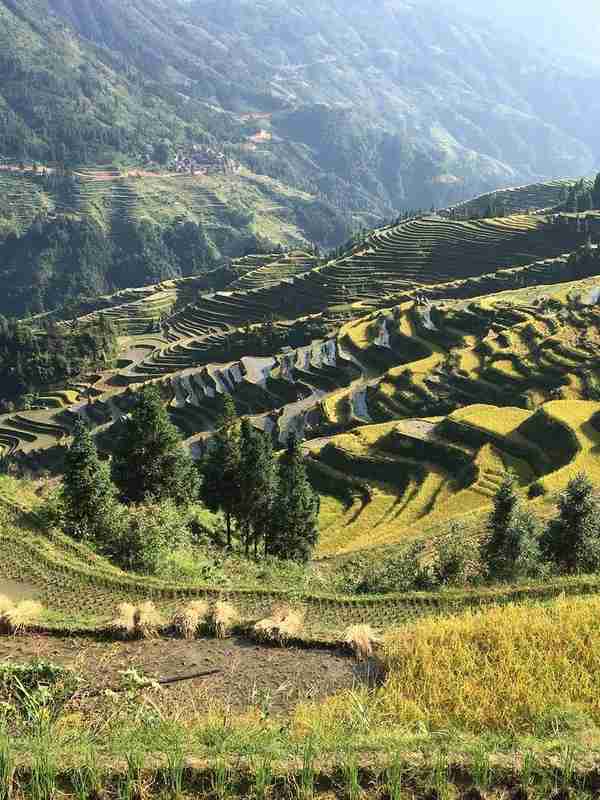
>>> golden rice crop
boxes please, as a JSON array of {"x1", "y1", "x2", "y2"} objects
[
  {"x1": 212, "y1": 601, "x2": 239, "y2": 639},
  {"x1": 173, "y1": 600, "x2": 209, "y2": 639},
  {"x1": 294, "y1": 597, "x2": 600, "y2": 740},
  {"x1": 380, "y1": 596, "x2": 600, "y2": 733},
  {"x1": 449, "y1": 404, "x2": 532, "y2": 436}
]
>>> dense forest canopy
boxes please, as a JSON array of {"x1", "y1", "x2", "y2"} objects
[{"x1": 0, "y1": 314, "x2": 117, "y2": 406}]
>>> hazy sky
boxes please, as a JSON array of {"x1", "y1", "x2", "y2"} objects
[{"x1": 448, "y1": 0, "x2": 600, "y2": 65}]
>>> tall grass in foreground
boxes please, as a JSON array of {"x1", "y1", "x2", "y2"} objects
[
  {"x1": 0, "y1": 730, "x2": 13, "y2": 800},
  {"x1": 29, "y1": 738, "x2": 57, "y2": 800}
]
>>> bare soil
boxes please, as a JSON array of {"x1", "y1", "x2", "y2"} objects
[{"x1": 0, "y1": 634, "x2": 358, "y2": 712}]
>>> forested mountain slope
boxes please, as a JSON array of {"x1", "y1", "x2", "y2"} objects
[{"x1": 1, "y1": 0, "x2": 600, "y2": 213}]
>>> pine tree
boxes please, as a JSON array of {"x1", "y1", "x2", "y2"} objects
[
  {"x1": 268, "y1": 434, "x2": 319, "y2": 562},
  {"x1": 482, "y1": 472, "x2": 540, "y2": 578},
  {"x1": 593, "y1": 172, "x2": 600, "y2": 209},
  {"x1": 236, "y1": 419, "x2": 275, "y2": 558},
  {"x1": 62, "y1": 418, "x2": 115, "y2": 538},
  {"x1": 541, "y1": 473, "x2": 600, "y2": 572},
  {"x1": 200, "y1": 394, "x2": 241, "y2": 548},
  {"x1": 112, "y1": 385, "x2": 199, "y2": 505}
]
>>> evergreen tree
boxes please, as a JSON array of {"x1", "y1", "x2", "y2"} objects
[
  {"x1": 482, "y1": 472, "x2": 540, "y2": 578},
  {"x1": 62, "y1": 418, "x2": 115, "y2": 538},
  {"x1": 592, "y1": 172, "x2": 600, "y2": 209},
  {"x1": 268, "y1": 434, "x2": 319, "y2": 562},
  {"x1": 200, "y1": 394, "x2": 241, "y2": 548},
  {"x1": 236, "y1": 419, "x2": 275, "y2": 558},
  {"x1": 112, "y1": 385, "x2": 199, "y2": 505},
  {"x1": 541, "y1": 473, "x2": 600, "y2": 572}
]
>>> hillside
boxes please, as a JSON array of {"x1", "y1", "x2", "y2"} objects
[
  {"x1": 4, "y1": 0, "x2": 600, "y2": 781},
  {"x1": 2, "y1": 0, "x2": 600, "y2": 319},
  {"x1": 2, "y1": 0, "x2": 600, "y2": 233},
  {"x1": 4, "y1": 194, "x2": 600, "y2": 792},
  {"x1": 1, "y1": 207, "x2": 598, "y2": 512}
]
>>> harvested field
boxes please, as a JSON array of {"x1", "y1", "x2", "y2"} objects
[{"x1": 0, "y1": 633, "x2": 356, "y2": 712}]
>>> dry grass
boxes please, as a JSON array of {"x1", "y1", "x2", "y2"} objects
[
  {"x1": 1, "y1": 600, "x2": 43, "y2": 634},
  {"x1": 212, "y1": 601, "x2": 239, "y2": 639},
  {"x1": 343, "y1": 624, "x2": 380, "y2": 661},
  {"x1": 173, "y1": 600, "x2": 210, "y2": 639}
]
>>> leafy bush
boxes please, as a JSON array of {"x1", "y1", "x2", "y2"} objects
[
  {"x1": 430, "y1": 524, "x2": 483, "y2": 586},
  {"x1": 98, "y1": 501, "x2": 191, "y2": 574},
  {"x1": 528, "y1": 481, "x2": 546, "y2": 499},
  {"x1": 354, "y1": 544, "x2": 435, "y2": 594}
]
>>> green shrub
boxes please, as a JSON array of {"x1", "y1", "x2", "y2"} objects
[
  {"x1": 354, "y1": 543, "x2": 435, "y2": 594},
  {"x1": 528, "y1": 481, "x2": 547, "y2": 499},
  {"x1": 0, "y1": 660, "x2": 79, "y2": 724},
  {"x1": 98, "y1": 500, "x2": 191, "y2": 574},
  {"x1": 431, "y1": 524, "x2": 483, "y2": 586}
]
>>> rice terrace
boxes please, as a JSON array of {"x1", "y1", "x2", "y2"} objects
[{"x1": 4, "y1": 0, "x2": 600, "y2": 793}]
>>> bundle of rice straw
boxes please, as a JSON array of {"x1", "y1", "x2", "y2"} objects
[
  {"x1": 212, "y1": 601, "x2": 239, "y2": 639},
  {"x1": 343, "y1": 624, "x2": 380, "y2": 661},
  {"x1": 253, "y1": 604, "x2": 288, "y2": 642},
  {"x1": 110, "y1": 602, "x2": 137, "y2": 639},
  {"x1": 1, "y1": 600, "x2": 43, "y2": 635},
  {"x1": 273, "y1": 608, "x2": 304, "y2": 645},
  {"x1": 172, "y1": 600, "x2": 209, "y2": 639},
  {"x1": 253, "y1": 604, "x2": 304, "y2": 645},
  {"x1": 0, "y1": 595, "x2": 14, "y2": 616},
  {"x1": 134, "y1": 601, "x2": 163, "y2": 639}
]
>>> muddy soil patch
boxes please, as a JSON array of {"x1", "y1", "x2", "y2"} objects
[{"x1": 0, "y1": 634, "x2": 357, "y2": 712}]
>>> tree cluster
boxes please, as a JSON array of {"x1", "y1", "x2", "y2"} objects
[
  {"x1": 60, "y1": 387, "x2": 319, "y2": 571},
  {"x1": 563, "y1": 177, "x2": 599, "y2": 214},
  {"x1": 0, "y1": 315, "x2": 117, "y2": 407},
  {"x1": 60, "y1": 385, "x2": 200, "y2": 571},
  {"x1": 355, "y1": 471, "x2": 600, "y2": 595},
  {"x1": 201, "y1": 396, "x2": 319, "y2": 562},
  {"x1": 0, "y1": 217, "x2": 225, "y2": 317}
]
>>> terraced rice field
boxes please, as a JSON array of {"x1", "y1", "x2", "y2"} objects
[
  {"x1": 449, "y1": 177, "x2": 591, "y2": 217},
  {"x1": 3, "y1": 193, "x2": 600, "y2": 561}
]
